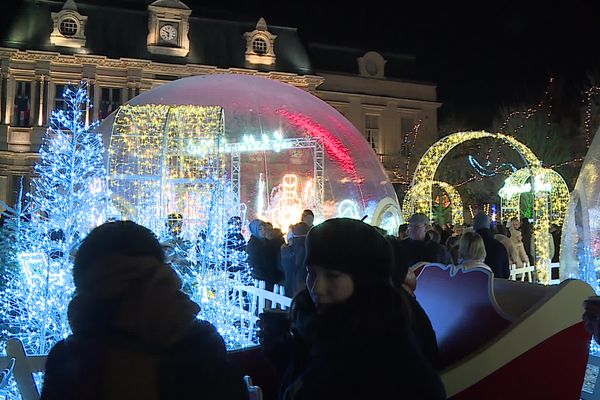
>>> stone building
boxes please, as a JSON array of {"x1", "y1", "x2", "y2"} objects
[{"x1": 0, "y1": 0, "x2": 440, "y2": 206}]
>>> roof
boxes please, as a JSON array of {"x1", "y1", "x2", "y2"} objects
[
  {"x1": 2, "y1": 0, "x2": 313, "y2": 74},
  {"x1": 306, "y1": 43, "x2": 417, "y2": 80}
]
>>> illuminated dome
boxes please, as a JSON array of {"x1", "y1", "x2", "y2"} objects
[
  {"x1": 100, "y1": 74, "x2": 401, "y2": 233},
  {"x1": 561, "y1": 127, "x2": 600, "y2": 289}
]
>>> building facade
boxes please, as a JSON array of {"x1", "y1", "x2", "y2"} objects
[{"x1": 0, "y1": 0, "x2": 440, "y2": 207}]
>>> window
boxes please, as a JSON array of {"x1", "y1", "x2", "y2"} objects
[
  {"x1": 54, "y1": 84, "x2": 67, "y2": 111},
  {"x1": 59, "y1": 18, "x2": 78, "y2": 36},
  {"x1": 252, "y1": 38, "x2": 268, "y2": 55},
  {"x1": 99, "y1": 87, "x2": 123, "y2": 120},
  {"x1": 401, "y1": 117, "x2": 414, "y2": 157},
  {"x1": 13, "y1": 81, "x2": 31, "y2": 127},
  {"x1": 364, "y1": 114, "x2": 379, "y2": 153}
]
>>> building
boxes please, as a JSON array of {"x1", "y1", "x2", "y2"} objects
[{"x1": 0, "y1": 0, "x2": 440, "y2": 207}]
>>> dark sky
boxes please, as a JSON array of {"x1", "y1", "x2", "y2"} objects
[
  {"x1": 205, "y1": 0, "x2": 600, "y2": 127},
  {"x1": 5, "y1": 0, "x2": 600, "y2": 127}
]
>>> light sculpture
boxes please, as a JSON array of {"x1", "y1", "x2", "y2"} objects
[
  {"x1": 403, "y1": 181, "x2": 464, "y2": 225},
  {"x1": 406, "y1": 130, "x2": 554, "y2": 284},
  {"x1": 108, "y1": 104, "x2": 257, "y2": 349},
  {"x1": 499, "y1": 167, "x2": 569, "y2": 226},
  {"x1": 0, "y1": 83, "x2": 106, "y2": 357}
]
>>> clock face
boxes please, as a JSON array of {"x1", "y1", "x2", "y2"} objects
[{"x1": 159, "y1": 24, "x2": 178, "y2": 42}]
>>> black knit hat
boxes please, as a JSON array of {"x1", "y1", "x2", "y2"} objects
[
  {"x1": 304, "y1": 218, "x2": 393, "y2": 288},
  {"x1": 73, "y1": 220, "x2": 165, "y2": 289}
]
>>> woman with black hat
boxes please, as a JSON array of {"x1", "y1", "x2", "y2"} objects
[{"x1": 260, "y1": 218, "x2": 445, "y2": 400}]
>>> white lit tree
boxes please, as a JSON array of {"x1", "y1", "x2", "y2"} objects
[{"x1": 0, "y1": 82, "x2": 107, "y2": 355}]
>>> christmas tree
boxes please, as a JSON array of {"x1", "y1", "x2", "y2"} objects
[{"x1": 0, "y1": 82, "x2": 107, "y2": 355}]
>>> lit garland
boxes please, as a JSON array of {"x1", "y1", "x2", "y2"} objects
[
  {"x1": 583, "y1": 85, "x2": 600, "y2": 149},
  {"x1": 0, "y1": 82, "x2": 106, "y2": 356}
]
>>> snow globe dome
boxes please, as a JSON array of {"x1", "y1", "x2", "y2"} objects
[
  {"x1": 100, "y1": 74, "x2": 402, "y2": 234},
  {"x1": 561, "y1": 125, "x2": 600, "y2": 288}
]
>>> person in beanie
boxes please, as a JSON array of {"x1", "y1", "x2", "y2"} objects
[
  {"x1": 472, "y1": 212, "x2": 510, "y2": 278},
  {"x1": 260, "y1": 218, "x2": 445, "y2": 400},
  {"x1": 41, "y1": 221, "x2": 248, "y2": 400}
]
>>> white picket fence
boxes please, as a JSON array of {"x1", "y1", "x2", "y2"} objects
[
  {"x1": 0, "y1": 280, "x2": 292, "y2": 400},
  {"x1": 509, "y1": 261, "x2": 561, "y2": 285}
]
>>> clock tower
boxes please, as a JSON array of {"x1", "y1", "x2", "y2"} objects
[{"x1": 147, "y1": 0, "x2": 191, "y2": 57}]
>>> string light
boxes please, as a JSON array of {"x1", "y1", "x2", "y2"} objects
[
  {"x1": 1, "y1": 82, "x2": 106, "y2": 357},
  {"x1": 407, "y1": 130, "x2": 556, "y2": 283},
  {"x1": 468, "y1": 154, "x2": 517, "y2": 177},
  {"x1": 583, "y1": 85, "x2": 600, "y2": 149},
  {"x1": 499, "y1": 167, "x2": 569, "y2": 226},
  {"x1": 403, "y1": 180, "x2": 464, "y2": 225},
  {"x1": 109, "y1": 104, "x2": 259, "y2": 349}
]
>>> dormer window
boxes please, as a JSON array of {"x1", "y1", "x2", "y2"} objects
[
  {"x1": 244, "y1": 18, "x2": 277, "y2": 66},
  {"x1": 252, "y1": 38, "x2": 268, "y2": 55},
  {"x1": 50, "y1": 0, "x2": 87, "y2": 48},
  {"x1": 59, "y1": 18, "x2": 78, "y2": 36}
]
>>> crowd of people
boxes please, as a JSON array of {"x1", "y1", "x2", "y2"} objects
[{"x1": 38, "y1": 208, "x2": 570, "y2": 399}]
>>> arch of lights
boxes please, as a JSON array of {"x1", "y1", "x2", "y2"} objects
[
  {"x1": 406, "y1": 130, "x2": 554, "y2": 283},
  {"x1": 499, "y1": 167, "x2": 570, "y2": 226},
  {"x1": 403, "y1": 180, "x2": 464, "y2": 226}
]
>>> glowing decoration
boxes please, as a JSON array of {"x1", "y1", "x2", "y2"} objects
[
  {"x1": 369, "y1": 197, "x2": 403, "y2": 235},
  {"x1": 224, "y1": 131, "x2": 293, "y2": 153},
  {"x1": 107, "y1": 104, "x2": 258, "y2": 349},
  {"x1": 276, "y1": 109, "x2": 362, "y2": 183},
  {"x1": 337, "y1": 199, "x2": 361, "y2": 219},
  {"x1": 561, "y1": 125, "x2": 600, "y2": 293},
  {"x1": 257, "y1": 173, "x2": 266, "y2": 219},
  {"x1": 468, "y1": 154, "x2": 516, "y2": 177},
  {"x1": 101, "y1": 74, "x2": 400, "y2": 239},
  {"x1": 262, "y1": 174, "x2": 307, "y2": 233},
  {"x1": 403, "y1": 181, "x2": 464, "y2": 225},
  {"x1": 499, "y1": 167, "x2": 569, "y2": 226},
  {"x1": 0, "y1": 82, "x2": 106, "y2": 356},
  {"x1": 108, "y1": 104, "x2": 225, "y2": 232},
  {"x1": 406, "y1": 131, "x2": 554, "y2": 283}
]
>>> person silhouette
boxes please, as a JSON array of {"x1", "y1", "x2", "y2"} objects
[{"x1": 41, "y1": 220, "x2": 247, "y2": 400}]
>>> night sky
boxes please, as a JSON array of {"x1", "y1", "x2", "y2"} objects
[
  {"x1": 235, "y1": 0, "x2": 599, "y2": 128},
  {"x1": 196, "y1": 0, "x2": 599, "y2": 128},
  {"x1": 4, "y1": 0, "x2": 599, "y2": 127}
]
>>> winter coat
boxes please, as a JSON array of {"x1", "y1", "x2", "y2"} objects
[
  {"x1": 274, "y1": 290, "x2": 446, "y2": 400},
  {"x1": 494, "y1": 233, "x2": 520, "y2": 266},
  {"x1": 40, "y1": 255, "x2": 247, "y2": 400},
  {"x1": 508, "y1": 227, "x2": 530, "y2": 266},
  {"x1": 280, "y1": 236, "x2": 307, "y2": 297},
  {"x1": 392, "y1": 238, "x2": 452, "y2": 284},
  {"x1": 247, "y1": 236, "x2": 284, "y2": 284},
  {"x1": 475, "y1": 228, "x2": 510, "y2": 279}
]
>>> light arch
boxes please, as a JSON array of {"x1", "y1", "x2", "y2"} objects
[
  {"x1": 499, "y1": 167, "x2": 570, "y2": 226},
  {"x1": 405, "y1": 130, "x2": 555, "y2": 283},
  {"x1": 403, "y1": 181, "x2": 464, "y2": 225}
]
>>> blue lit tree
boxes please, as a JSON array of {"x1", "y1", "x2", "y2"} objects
[{"x1": 0, "y1": 82, "x2": 107, "y2": 355}]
